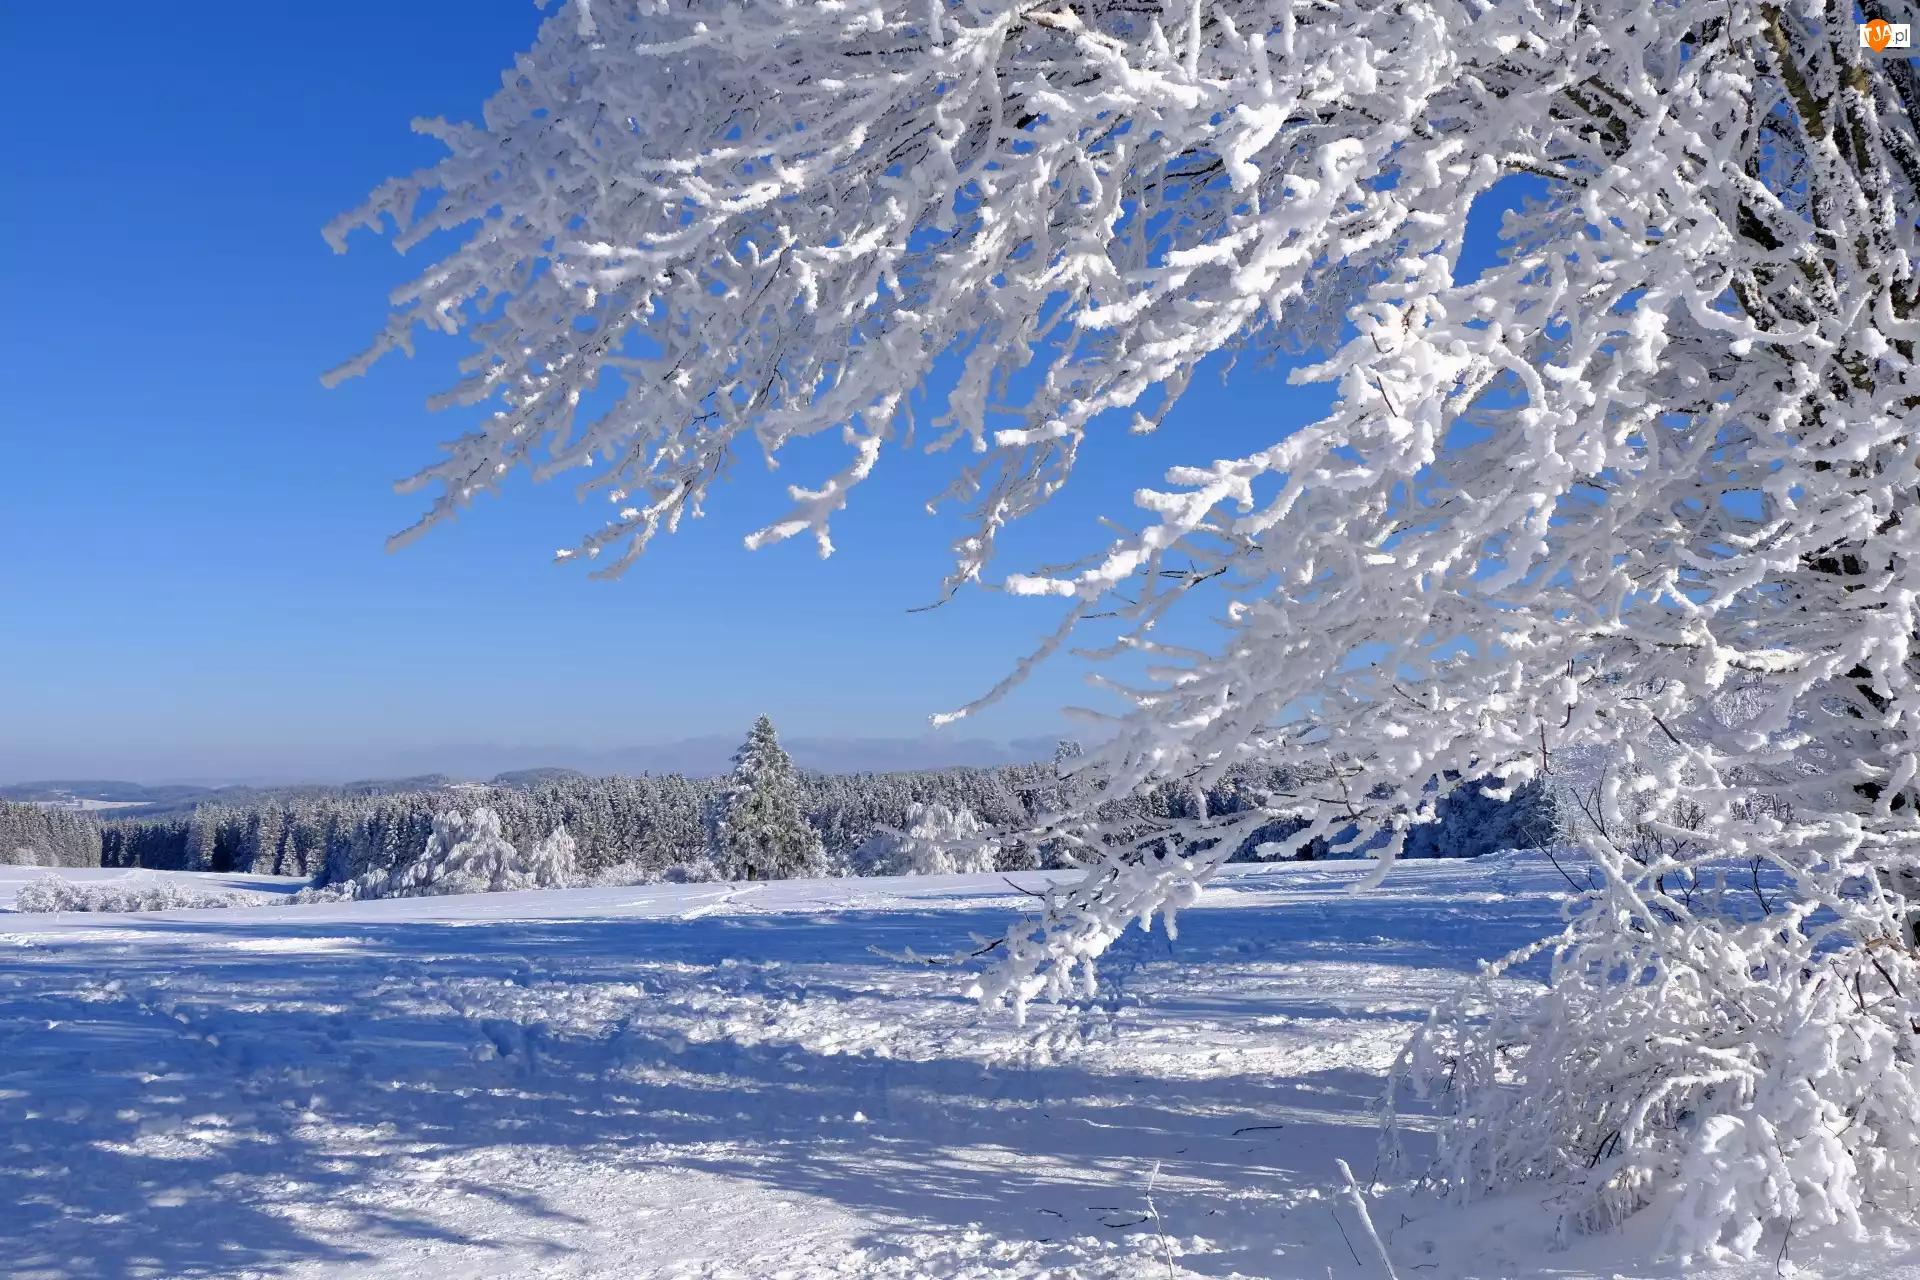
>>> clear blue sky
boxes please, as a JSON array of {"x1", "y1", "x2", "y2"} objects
[{"x1": 0, "y1": 2, "x2": 1362, "y2": 784}]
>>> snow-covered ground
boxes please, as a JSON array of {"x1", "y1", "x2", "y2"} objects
[{"x1": 2, "y1": 858, "x2": 1913, "y2": 1279}]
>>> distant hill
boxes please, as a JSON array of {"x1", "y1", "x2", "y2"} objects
[
  {"x1": 0, "y1": 780, "x2": 218, "y2": 806},
  {"x1": 2, "y1": 772, "x2": 594, "y2": 818},
  {"x1": 334, "y1": 774, "x2": 464, "y2": 797},
  {"x1": 0, "y1": 738, "x2": 1066, "y2": 818},
  {"x1": 0, "y1": 775, "x2": 494, "y2": 819},
  {"x1": 491, "y1": 767, "x2": 589, "y2": 788}
]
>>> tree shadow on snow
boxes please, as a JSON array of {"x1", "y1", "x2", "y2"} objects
[{"x1": 1, "y1": 890, "x2": 1557, "y2": 1277}]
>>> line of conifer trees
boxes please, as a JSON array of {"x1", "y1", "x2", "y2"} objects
[
  {"x1": 82, "y1": 751, "x2": 1555, "y2": 883},
  {"x1": 95, "y1": 762, "x2": 1078, "y2": 880},
  {"x1": 1, "y1": 801, "x2": 105, "y2": 867}
]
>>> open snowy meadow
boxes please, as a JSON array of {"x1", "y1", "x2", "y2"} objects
[{"x1": 2, "y1": 858, "x2": 1913, "y2": 1280}]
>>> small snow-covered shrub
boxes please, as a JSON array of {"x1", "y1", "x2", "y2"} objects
[
  {"x1": 1402, "y1": 776, "x2": 1564, "y2": 860},
  {"x1": 576, "y1": 860, "x2": 651, "y2": 888},
  {"x1": 13, "y1": 875, "x2": 258, "y2": 913},
  {"x1": 852, "y1": 803, "x2": 1000, "y2": 876},
  {"x1": 8, "y1": 847, "x2": 41, "y2": 867},
  {"x1": 1392, "y1": 815, "x2": 1920, "y2": 1265},
  {"x1": 306, "y1": 808, "x2": 576, "y2": 901},
  {"x1": 657, "y1": 862, "x2": 723, "y2": 884},
  {"x1": 584, "y1": 858, "x2": 720, "y2": 887}
]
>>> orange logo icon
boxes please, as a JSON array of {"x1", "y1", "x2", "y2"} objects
[{"x1": 1861, "y1": 19, "x2": 1912, "y2": 50}]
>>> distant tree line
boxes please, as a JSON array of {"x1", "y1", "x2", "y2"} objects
[
  {"x1": 86, "y1": 736, "x2": 1557, "y2": 883},
  {"x1": 1, "y1": 801, "x2": 105, "y2": 868},
  {"x1": 97, "y1": 762, "x2": 1075, "y2": 880}
]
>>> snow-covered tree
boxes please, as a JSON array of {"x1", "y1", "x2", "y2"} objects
[
  {"x1": 715, "y1": 717, "x2": 823, "y2": 880},
  {"x1": 853, "y1": 802, "x2": 1000, "y2": 876},
  {"x1": 1400, "y1": 774, "x2": 1561, "y2": 860},
  {"x1": 332, "y1": 0, "x2": 1920, "y2": 1258},
  {"x1": 523, "y1": 824, "x2": 579, "y2": 889},
  {"x1": 385, "y1": 806, "x2": 526, "y2": 896},
  {"x1": 324, "y1": 808, "x2": 576, "y2": 900}
]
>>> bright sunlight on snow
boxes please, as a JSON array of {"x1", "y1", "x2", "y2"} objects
[{"x1": 4, "y1": 857, "x2": 1914, "y2": 1279}]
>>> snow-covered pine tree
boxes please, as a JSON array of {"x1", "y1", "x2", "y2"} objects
[
  {"x1": 251, "y1": 802, "x2": 287, "y2": 876},
  {"x1": 523, "y1": 824, "x2": 578, "y2": 889},
  {"x1": 715, "y1": 716, "x2": 823, "y2": 881},
  {"x1": 187, "y1": 812, "x2": 217, "y2": 872}
]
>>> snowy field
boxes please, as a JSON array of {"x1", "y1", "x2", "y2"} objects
[{"x1": 3, "y1": 858, "x2": 1914, "y2": 1280}]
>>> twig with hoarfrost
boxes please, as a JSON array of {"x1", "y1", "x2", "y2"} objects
[
  {"x1": 1337, "y1": 1159, "x2": 1400, "y2": 1280},
  {"x1": 1145, "y1": 1159, "x2": 1176, "y2": 1280}
]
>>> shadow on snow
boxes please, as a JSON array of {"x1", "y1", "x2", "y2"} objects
[{"x1": 1, "y1": 891, "x2": 1556, "y2": 1277}]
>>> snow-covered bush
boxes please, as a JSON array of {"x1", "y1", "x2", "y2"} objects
[
  {"x1": 13, "y1": 875, "x2": 259, "y2": 913},
  {"x1": 1394, "y1": 813, "x2": 1920, "y2": 1265},
  {"x1": 308, "y1": 808, "x2": 576, "y2": 901},
  {"x1": 1402, "y1": 777, "x2": 1562, "y2": 861},
  {"x1": 853, "y1": 803, "x2": 1000, "y2": 876},
  {"x1": 582, "y1": 858, "x2": 722, "y2": 888}
]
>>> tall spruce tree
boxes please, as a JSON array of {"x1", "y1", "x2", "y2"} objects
[{"x1": 715, "y1": 716, "x2": 821, "y2": 881}]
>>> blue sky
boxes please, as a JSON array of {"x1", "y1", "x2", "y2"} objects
[{"x1": 1, "y1": 2, "x2": 1354, "y2": 784}]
